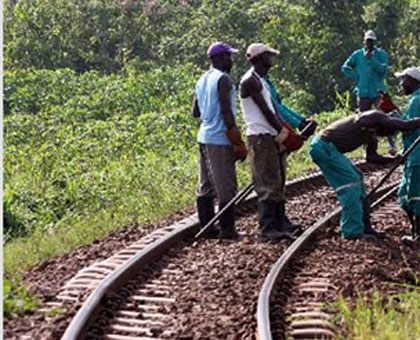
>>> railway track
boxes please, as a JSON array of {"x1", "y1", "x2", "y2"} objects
[
  {"x1": 258, "y1": 182, "x2": 409, "y2": 340},
  {"x1": 21, "y1": 163, "x2": 412, "y2": 340}
]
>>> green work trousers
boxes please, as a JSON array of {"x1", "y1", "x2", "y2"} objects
[{"x1": 309, "y1": 136, "x2": 366, "y2": 238}]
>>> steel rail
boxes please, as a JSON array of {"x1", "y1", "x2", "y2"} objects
[
  {"x1": 61, "y1": 167, "x2": 337, "y2": 340},
  {"x1": 61, "y1": 160, "x2": 382, "y2": 340},
  {"x1": 256, "y1": 182, "x2": 399, "y2": 340}
]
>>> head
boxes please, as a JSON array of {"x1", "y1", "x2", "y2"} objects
[
  {"x1": 207, "y1": 42, "x2": 238, "y2": 73},
  {"x1": 246, "y1": 43, "x2": 279, "y2": 75},
  {"x1": 364, "y1": 30, "x2": 377, "y2": 50},
  {"x1": 395, "y1": 67, "x2": 420, "y2": 95}
]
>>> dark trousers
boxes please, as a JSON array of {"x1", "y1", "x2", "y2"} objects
[
  {"x1": 247, "y1": 134, "x2": 286, "y2": 203},
  {"x1": 196, "y1": 143, "x2": 237, "y2": 205}
]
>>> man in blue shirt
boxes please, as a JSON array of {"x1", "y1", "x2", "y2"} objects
[{"x1": 192, "y1": 42, "x2": 247, "y2": 240}]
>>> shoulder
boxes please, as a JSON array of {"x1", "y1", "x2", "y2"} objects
[
  {"x1": 357, "y1": 110, "x2": 386, "y2": 127},
  {"x1": 352, "y1": 49, "x2": 363, "y2": 57},
  {"x1": 376, "y1": 47, "x2": 387, "y2": 55},
  {"x1": 218, "y1": 74, "x2": 233, "y2": 91},
  {"x1": 408, "y1": 92, "x2": 420, "y2": 109},
  {"x1": 240, "y1": 71, "x2": 261, "y2": 97}
]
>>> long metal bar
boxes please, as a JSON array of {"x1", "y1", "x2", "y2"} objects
[
  {"x1": 194, "y1": 182, "x2": 254, "y2": 240},
  {"x1": 367, "y1": 135, "x2": 420, "y2": 199}
]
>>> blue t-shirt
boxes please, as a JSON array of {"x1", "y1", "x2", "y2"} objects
[{"x1": 195, "y1": 68, "x2": 236, "y2": 145}]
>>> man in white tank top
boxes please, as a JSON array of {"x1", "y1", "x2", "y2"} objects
[{"x1": 239, "y1": 43, "x2": 304, "y2": 240}]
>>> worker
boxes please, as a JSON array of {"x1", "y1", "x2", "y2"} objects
[
  {"x1": 309, "y1": 110, "x2": 420, "y2": 240},
  {"x1": 394, "y1": 67, "x2": 420, "y2": 244},
  {"x1": 239, "y1": 43, "x2": 308, "y2": 240},
  {"x1": 263, "y1": 74, "x2": 317, "y2": 231},
  {"x1": 192, "y1": 42, "x2": 247, "y2": 240},
  {"x1": 341, "y1": 30, "x2": 397, "y2": 154}
]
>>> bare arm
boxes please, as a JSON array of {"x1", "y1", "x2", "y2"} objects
[
  {"x1": 192, "y1": 96, "x2": 200, "y2": 118},
  {"x1": 240, "y1": 75, "x2": 282, "y2": 132},
  {"x1": 357, "y1": 110, "x2": 420, "y2": 132},
  {"x1": 218, "y1": 75, "x2": 235, "y2": 130}
]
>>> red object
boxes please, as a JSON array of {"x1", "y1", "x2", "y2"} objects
[
  {"x1": 378, "y1": 91, "x2": 400, "y2": 113},
  {"x1": 283, "y1": 123, "x2": 303, "y2": 151}
]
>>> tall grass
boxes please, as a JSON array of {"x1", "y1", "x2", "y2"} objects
[{"x1": 334, "y1": 287, "x2": 420, "y2": 339}]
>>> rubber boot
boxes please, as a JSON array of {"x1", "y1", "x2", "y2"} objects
[
  {"x1": 362, "y1": 197, "x2": 385, "y2": 238},
  {"x1": 197, "y1": 197, "x2": 219, "y2": 238},
  {"x1": 218, "y1": 203, "x2": 240, "y2": 240},
  {"x1": 278, "y1": 200, "x2": 302, "y2": 234},
  {"x1": 402, "y1": 214, "x2": 420, "y2": 245},
  {"x1": 259, "y1": 201, "x2": 293, "y2": 240}
]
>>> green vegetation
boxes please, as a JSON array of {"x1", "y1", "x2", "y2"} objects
[
  {"x1": 334, "y1": 287, "x2": 420, "y2": 339},
  {"x1": 3, "y1": 278, "x2": 39, "y2": 317},
  {"x1": 4, "y1": 0, "x2": 419, "y2": 112}
]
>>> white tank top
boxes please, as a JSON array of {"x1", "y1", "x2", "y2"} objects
[{"x1": 240, "y1": 68, "x2": 278, "y2": 137}]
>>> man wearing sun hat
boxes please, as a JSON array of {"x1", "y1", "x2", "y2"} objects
[
  {"x1": 342, "y1": 30, "x2": 389, "y2": 112},
  {"x1": 341, "y1": 30, "x2": 398, "y2": 154},
  {"x1": 394, "y1": 66, "x2": 420, "y2": 244},
  {"x1": 192, "y1": 42, "x2": 247, "y2": 240},
  {"x1": 239, "y1": 43, "x2": 304, "y2": 240}
]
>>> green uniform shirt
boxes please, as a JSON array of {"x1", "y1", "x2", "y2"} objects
[
  {"x1": 263, "y1": 75, "x2": 305, "y2": 129},
  {"x1": 341, "y1": 47, "x2": 388, "y2": 99},
  {"x1": 402, "y1": 88, "x2": 420, "y2": 166}
]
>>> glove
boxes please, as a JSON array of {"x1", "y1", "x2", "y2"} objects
[
  {"x1": 298, "y1": 119, "x2": 318, "y2": 140},
  {"x1": 378, "y1": 90, "x2": 400, "y2": 113},
  {"x1": 225, "y1": 126, "x2": 248, "y2": 162},
  {"x1": 275, "y1": 122, "x2": 303, "y2": 151}
]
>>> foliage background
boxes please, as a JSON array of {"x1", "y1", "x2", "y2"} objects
[
  {"x1": 3, "y1": 0, "x2": 419, "y2": 317},
  {"x1": 5, "y1": 0, "x2": 419, "y2": 111}
]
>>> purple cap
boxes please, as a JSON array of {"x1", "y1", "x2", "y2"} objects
[{"x1": 207, "y1": 42, "x2": 238, "y2": 58}]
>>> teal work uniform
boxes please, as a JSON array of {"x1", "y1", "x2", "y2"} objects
[
  {"x1": 309, "y1": 116, "x2": 376, "y2": 238},
  {"x1": 341, "y1": 47, "x2": 388, "y2": 99},
  {"x1": 398, "y1": 88, "x2": 420, "y2": 215},
  {"x1": 263, "y1": 75, "x2": 305, "y2": 128}
]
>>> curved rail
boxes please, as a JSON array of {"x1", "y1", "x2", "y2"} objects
[
  {"x1": 256, "y1": 182, "x2": 399, "y2": 340},
  {"x1": 61, "y1": 167, "x2": 337, "y2": 340}
]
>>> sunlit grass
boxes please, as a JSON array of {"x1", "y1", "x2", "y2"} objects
[{"x1": 333, "y1": 287, "x2": 420, "y2": 340}]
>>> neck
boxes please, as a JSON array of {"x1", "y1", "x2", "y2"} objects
[
  {"x1": 253, "y1": 64, "x2": 268, "y2": 77},
  {"x1": 411, "y1": 85, "x2": 420, "y2": 94},
  {"x1": 212, "y1": 62, "x2": 227, "y2": 73}
]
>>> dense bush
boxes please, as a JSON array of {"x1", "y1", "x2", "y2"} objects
[
  {"x1": 5, "y1": 0, "x2": 419, "y2": 111},
  {"x1": 4, "y1": 65, "x2": 200, "y2": 241}
]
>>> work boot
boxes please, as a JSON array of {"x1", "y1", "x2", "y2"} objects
[
  {"x1": 402, "y1": 214, "x2": 420, "y2": 245},
  {"x1": 259, "y1": 201, "x2": 293, "y2": 240},
  {"x1": 362, "y1": 197, "x2": 386, "y2": 237},
  {"x1": 278, "y1": 200, "x2": 302, "y2": 234},
  {"x1": 197, "y1": 196, "x2": 219, "y2": 238},
  {"x1": 218, "y1": 204, "x2": 241, "y2": 240}
]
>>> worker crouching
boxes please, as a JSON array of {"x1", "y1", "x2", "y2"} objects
[{"x1": 309, "y1": 110, "x2": 420, "y2": 240}]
